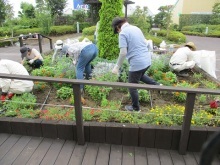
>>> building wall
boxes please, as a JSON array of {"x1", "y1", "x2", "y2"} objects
[
  {"x1": 183, "y1": 0, "x2": 219, "y2": 14},
  {"x1": 172, "y1": 0, "x2": 184, "y2": 24},
  {"x1": 172, "y1": 0, "x2": 220, "y2": 24}
]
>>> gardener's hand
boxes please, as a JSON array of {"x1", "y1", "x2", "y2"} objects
[
  {"x1": 29, "y1": 59, "x2": 34, "y2": 64},
  {"x1": 112, "y1": 65, "x2": 119, "y2": 74}
]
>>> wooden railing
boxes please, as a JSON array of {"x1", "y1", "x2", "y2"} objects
[
  {"x1": 0, "y1": 37, "x2": 17, "y2": 46},
  {"x1": 19, "y1": 33, "x2": 53, "y2": 53},
  {"x1": 0, "y1": 34, "x2": 53, "y2": 53},
  {"x1": 0, "y1": 73, "x2": 220, "y2": 154}
]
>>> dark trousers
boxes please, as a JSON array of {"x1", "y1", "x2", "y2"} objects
[
  {"x1": 29, "y1": 59, "x2": 43, "y2": 68},
  {"x1": 128, "y1": 66, "x2": 159, "y2": 110}
]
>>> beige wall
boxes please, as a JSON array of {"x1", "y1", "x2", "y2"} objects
[
  {"x1": 183, "y1": 0, "x2": 220, "y2": 13},
  {"x1": 171, "y1": 0, "x2": 220, "y2": 24},
  {"x1": 172, "y1": 0, "x2": 183, "y2": 24}
]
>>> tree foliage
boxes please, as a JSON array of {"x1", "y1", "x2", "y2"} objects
[
  {"x1": 36, "y1": 0, "x2": 67, "y2": 17},
  {"x1": 0, "y1": 0, "x2": 13, "y2": 25},
  {"x1": 154, "y1": 5, "x2": 173, "y2": 29},
  {"x1": 72, "y1": 10, "x2": 88, "y2": 22},
  {"x1": 19, "y1": 2, "x2": 35, "y2": 18},
  {"x1": 211, "y1": 3, "x2": 220, "y2": 24},
  {"x1": 35, "y1": 0, "x2": 53, "y2": 35},
  {"x1": 128, "y1": 6, "x2": 151, "y2": 35},
  {"x1": 47, "y1": 0, "x2": 67, "y2": 17},
  {"x1": 98, "y1": 0, "x2": 123, "y2": 60}
]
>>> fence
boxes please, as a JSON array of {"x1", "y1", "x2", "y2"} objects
[
  {"x1": 0, "y1": 73, "x2": 220, "y2": 155},
  {"x1": 19, "y1": 33, "x2": 53, "y2": 53},
  {"x1": 0, "y1": 34, "x2": 53, "y2": 53}
]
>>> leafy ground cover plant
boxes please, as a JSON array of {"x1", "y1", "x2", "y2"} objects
[
  {"x1": 1, "y1": 53, "x2": 220, "y2": 127},
  {"x1": 2, "y1": 93, "x2": 38, "y2": 118},
  {"x1": 56, "y1": 86, "x2": 73, "y2": 100}
]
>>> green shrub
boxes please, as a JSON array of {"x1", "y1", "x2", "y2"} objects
[
  {"x1": 146, "y1": 35, "x2": 163, "y2": 46},
  {"x1": 50, "y1": 26, "x2": 76, "y2": 35},
  {"x1": 149, "y1": 30, "x2": 186, "y2": 44},
  {"x1": 0, "y1": 27, "x2": 10, "y2": 36},
  {"x1": 14, "y1": 28, "x2": 41, "y2": 36},
  {"x1": 82, "y1": 26, "x2": 96, "y2": 36},
  {"x1": 181, "y1": 24, "x2": 220, "y2": 37},
  {"x1": 167, "y1": 31, "x2": 186, "y2": 43},
  {"x1": 79, "y1": 35, "x2": 95, "y2": 43},
  {"x1": 79, "y1": 22, "x2": 93, "y2": 32}
]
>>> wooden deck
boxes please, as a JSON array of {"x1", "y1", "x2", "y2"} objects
[{"x1": 0, "y1": 133, "x2": 220, "y2": 165}]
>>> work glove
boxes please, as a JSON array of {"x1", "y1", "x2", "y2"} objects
[
  {"x1": 112, "y1": 65, "x2": 119, "y2": 74},
  {"x1": 29, "y1": 59, "x2": 34, "y2": 64},
  {"x1": 72, "y1": 59, "x2": 76, "y2": 65}
]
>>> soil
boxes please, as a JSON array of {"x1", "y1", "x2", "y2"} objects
[{"x1": 31, "y1": 71, "x2": 213, "y2": 112}]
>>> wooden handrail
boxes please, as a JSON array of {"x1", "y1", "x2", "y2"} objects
[
  {"x1": 0, "y1": 73, "x2": 220, "y2": 154},
  {"x1": 18, "y1": 33, "x2": 53, "y2": 53}
]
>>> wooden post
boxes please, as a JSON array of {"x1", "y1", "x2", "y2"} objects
[
  {"x1": 179, "y1": 93, "x2": 196, "y2": 154},
  {"x1": 72, "y1": 84, "x2": 85, "y2": 145},
  {"x1": 19, "y1": 37, "x2": 23, "y2": 47},
  {"x1": 49, "y1": 38, "x2": 53, "y2": 50},
  {"x1": 37, "y1": 34, "x2": 43, "y2": 53}
]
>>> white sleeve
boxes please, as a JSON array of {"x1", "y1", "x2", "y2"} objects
[
  {"x1": 116, "y1": 47, "x2": 127, "y2": 68},
  {"x1": 0, "y1": 65, "x2": 11, "y2": 93}
]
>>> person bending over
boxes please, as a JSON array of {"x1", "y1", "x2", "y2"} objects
[
  {"x1": 111, "y1": 17, "x2": 161, "y2": 112},
  {"x1": 0, "y1": 59, "x2": 34, "y2": 102},
  {"x1": 169, "y1": 42, "x2": 197, "y2": 77}
]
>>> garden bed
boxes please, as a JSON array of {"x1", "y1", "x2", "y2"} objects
[{"x1": 1, "y1": 54, "x2": 220, "y2": 126}]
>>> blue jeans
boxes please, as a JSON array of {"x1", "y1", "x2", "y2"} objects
[
  {"x1": 76, "y1": 44, "x2": 98, "y2": 89},
  {"x1": 128, "y1": 66, "x2": 159, "y2": 110}
]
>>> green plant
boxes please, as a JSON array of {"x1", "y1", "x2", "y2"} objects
[
  {"x1": 40, "y1": 107, "x2": 74, "y2": 120},
  {"x1": 192, "y1": 110, "x2": 213, "y2": 126},
  {"x1": 201, "y1": 80, "x2": 218, "y2": 89},
  {"x1": 198, "y1": 94, "x2": 207, "y2": 104},
  {"x1": 31, "y1": 66, "x2": 55, "y2": 77},
  {"x1": 173, "y1": 81, "x2": 199, "y2": 102},
  {"x1": 82, "y1": 26, "x2": 96, "y2": 36},
  {"x1": 56, "y1": 86, "x2": 73, "y2": 100},
  {"x1": 138, "y1": 89, "x2": 150, "y2": 102},
  {"x1": 101, "y1": 98, "x2": 121, "y2": 110},
  {"x1": 193, "y1": 73, "x2": 203, "y2": 80},
  {"x1": 85, "y1": 85, "x2": 112, "y2": 102},
  {"x1": 3, "y1": 93, "x2": 37, "y2": 117},
  {"x1": 147, "y1": 56, "x2": 170, "y2": 76},
  {"x1": 34, "y1": 81, "x2": 48, "y2": 91}
]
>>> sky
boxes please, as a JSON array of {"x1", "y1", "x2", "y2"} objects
[{"x1": 8, "y1": 0, "x2": 178, "y2": 17}]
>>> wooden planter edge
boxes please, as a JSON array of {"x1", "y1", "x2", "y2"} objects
[{"x1": 0, "y1": 117, "x2": 219, "y2": 152}]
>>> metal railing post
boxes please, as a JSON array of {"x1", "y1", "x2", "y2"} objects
[
  {"x1": 37, "y1": 33, "x2": 43, "y2": 53},
  {"x1": 72, "y1": 84, "x2": 84, "y2": 145},
  {"x1": 179, "y1": 93, "x2": 196, "y2": 154}
]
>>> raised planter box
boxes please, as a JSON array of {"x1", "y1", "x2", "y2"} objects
[{"x1": 0, "y1": 117, "x2": 219, "y2": 152}]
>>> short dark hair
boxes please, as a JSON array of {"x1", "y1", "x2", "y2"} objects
[{"x1": 112, "y1": 17, "x2": 127, "y2": 34}]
